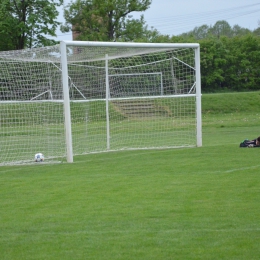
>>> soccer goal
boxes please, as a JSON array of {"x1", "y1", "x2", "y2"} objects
[{"x1": 0, "y1": 41, "x2": 201, "y2": 165}]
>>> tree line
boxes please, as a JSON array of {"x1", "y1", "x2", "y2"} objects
[{"x1": 1, "y1": 0, "x2": 260, "y2": 92}]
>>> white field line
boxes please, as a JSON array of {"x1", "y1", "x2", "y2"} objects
[
  {"x1": 212, "y1": 164, "x2": 260, "y2": 174},
  {"x1": 5, "y1": 228, "x2": 260, "y2": 235},
  {"x1": 1, "y1": 148, "x2": 260, "y2": 174}
]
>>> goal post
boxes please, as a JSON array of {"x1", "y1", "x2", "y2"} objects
[
  {"x1": 195, "y1": 46, "x2": 202, "y2": 147},
  {"x1": 60, "y1": 41, "x2": 73, "y2": 163},
  {"x1": 0, "y1": 41, "x2": 201, "y2": 165},
  {"x1": 60, "y1": 41, "x2": 202, "y2": 163}
]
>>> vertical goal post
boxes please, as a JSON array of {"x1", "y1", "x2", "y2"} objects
[{"x1": 0, "y1": 41, "x2": 201, "y2": 165}]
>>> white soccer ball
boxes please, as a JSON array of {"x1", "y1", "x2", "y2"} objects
[{"x1": 34, "y1": 153, "x2": 44, "y2": 162}]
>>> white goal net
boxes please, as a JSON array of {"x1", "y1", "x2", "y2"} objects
[{"x1": 0, "y1": 41, "x2": 201, "y2": 165}]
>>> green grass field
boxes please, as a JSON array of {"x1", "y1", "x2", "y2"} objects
[{"x1": 0, "y1": 91, "x2": 260, "y2": 260}]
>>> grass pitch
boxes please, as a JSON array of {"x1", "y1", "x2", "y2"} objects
[{"x1": 0, "y1": 92, "x2": 260, "y2": 259}]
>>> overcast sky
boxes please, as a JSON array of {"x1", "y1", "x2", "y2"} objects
[{"x1": 55, "y1": 0, "x2": 260, "y2": 41}]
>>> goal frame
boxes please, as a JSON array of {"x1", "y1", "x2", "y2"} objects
[{"x1": 60, "y1": 41, "x2": 202, "y2": 163}]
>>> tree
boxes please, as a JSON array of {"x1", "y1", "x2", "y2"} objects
[
  {"x1": 0, "y1": 0, "x2": 63, "y2": 50},
  {"x1": 209, "y1": 20, "x2": 232, "y2": 38},
  {"x1": 198, "y1": 34, "x2": 260, "y2": 92},
  {"x1": 232, "y1": 24, "x2": 251, "y2": 37},
  {"x1": 253, "y1": 21, "x2": 260, "y2": 36},
  {"x1": 199, "y1": 38, "x2": 227, "y2": 92},
  {"x1": 0, "y1": 2, "x2": 16, "y2": 50},
  {"x1": 61, "y1": 0, "x2": 152, "y2": 42},
  {"x1": 192, "y1": 24, "x2": 210, "y2": 40}
]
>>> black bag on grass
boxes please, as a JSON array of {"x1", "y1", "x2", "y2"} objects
[{"x1": 239, "y1": 139, "x2": 259, "y2": 148}]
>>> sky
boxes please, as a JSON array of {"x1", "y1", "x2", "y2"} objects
[{"x1": 54, "y1": 0, "x2": 260, "y2": 41}]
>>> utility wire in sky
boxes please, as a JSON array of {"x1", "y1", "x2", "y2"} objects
[{"x1": 143, "y1": 3, "x2": 260, "y2": 35}]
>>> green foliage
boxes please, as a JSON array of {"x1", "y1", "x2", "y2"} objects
[
  {"x1": 0, "y1": 0, "x2": 63, "y2": 50},
  {"x1": 175, "y1": 20, "x2": 260, "y2": 92},
  {"x1": 199, "y1": 35, "x2": 260, "y2": 92},
  {"x1": 62, "y1": 0, "x2": 152, "y2": 41},
  {"x1": 182, "y1": 20, "x2": 252, "y2": 40},
  {"x1": 200, "y1": 38, "x2": 227, "y2": 90},
  {"x1": 210, "y1": 20, "x2": 233, "y2": 38}
]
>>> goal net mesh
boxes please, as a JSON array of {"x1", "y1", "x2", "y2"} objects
[{"x1": 0, "y1": 43, "x2": 198, "y2": 165}]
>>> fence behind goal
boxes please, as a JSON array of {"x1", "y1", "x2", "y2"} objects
[{"x1": 0, "y1": 41, "x2": 201, "y2": 165}]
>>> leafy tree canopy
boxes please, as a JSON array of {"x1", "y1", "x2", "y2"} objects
[
  {"x1": 0, "y1": 0, "x2": 63, "y2": 50},
  {"x1": 180, "y1": 20, "x2": 252, "y2": 40},
  {"x1": 61, "y1": 0, "x2": 152, "y2": 41}
]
